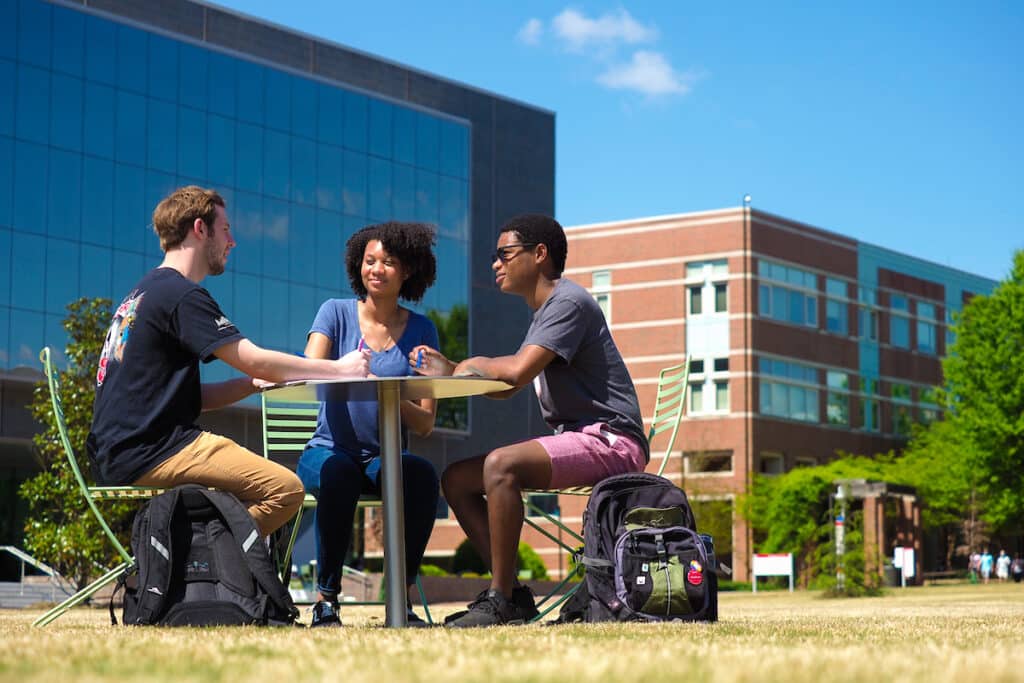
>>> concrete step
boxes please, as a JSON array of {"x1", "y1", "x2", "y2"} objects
[{"x1": 0, "y1": 581, "x2": 73, "y2": 608}]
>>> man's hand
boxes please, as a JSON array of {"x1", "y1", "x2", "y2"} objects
[
  {"x1": 409, "y1": 345, "x2": 456, "y2": 376},
  {"x1": 337, "y1": 348, "x2": 372, "y2": 377},
  {"x1": 250, "y1": 377, "x2": 274, "y2": 391},
  {"x1": 453, "y1": 358, "x2": 489, "y2": 378}
]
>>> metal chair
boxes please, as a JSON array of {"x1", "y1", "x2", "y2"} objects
[
  {"x1": 32, "y1": 347, "x2": 167, "y2": 627},
  {"x1": 261, "y1": 393, "x2": 433, "y2": 623},
  {"x1": 521, "y1": 357, "x2": 691, "y2": 620},
  {"x1": 32, "y1": 347, "x2": 300, "y2": 626}
]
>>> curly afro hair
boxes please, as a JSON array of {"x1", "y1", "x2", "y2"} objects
[
  {"x1": 498, "y1": 214, "x2": 567, "y2": 276},
  {"x1": 345, "y1": 221, "x2": 437, "y2": 302}
]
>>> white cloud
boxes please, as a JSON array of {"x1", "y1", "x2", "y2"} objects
[
  {"x1": 517, "y1": 18, "x2": 543, "y2": 45},
  {"x1": 597, "y1": 51, "x2": 694, "y2": 97},
  {"x1": 551, "y1": 8, "x2": 657, "y2": 52}
]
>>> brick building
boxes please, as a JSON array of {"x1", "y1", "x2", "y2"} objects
[{"x1": 528, "y1": 206, "x2": 995, "y2": 581}]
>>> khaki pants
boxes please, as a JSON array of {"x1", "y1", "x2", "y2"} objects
[{"x1": 134, "y1": 432, "x2": 304, "y2": 537}]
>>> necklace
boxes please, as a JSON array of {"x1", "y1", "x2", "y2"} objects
[
  {"x1": 359, "y1": 302, "x2": 405, "y2": 353},
  {"x1": 358, "y1": 335, "x2": 395, "y2": 354}
]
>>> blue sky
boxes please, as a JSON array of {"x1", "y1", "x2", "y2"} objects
[{"x1": 213, "y1": 1, "x2": 1022, "y2": 281}]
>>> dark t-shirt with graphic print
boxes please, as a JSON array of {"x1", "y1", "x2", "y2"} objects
[{"x1": 88, "y1": 267, "x2": 243, "y2": 485}]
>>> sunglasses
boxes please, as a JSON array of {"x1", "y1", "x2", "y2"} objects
[{"x1": 491, "y1": 243, "x2": 538, "y2": 263}]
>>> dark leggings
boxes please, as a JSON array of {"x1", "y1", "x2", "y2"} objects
[{"x1": 298, "y1": 446, "x2": 439, "y2": 600}]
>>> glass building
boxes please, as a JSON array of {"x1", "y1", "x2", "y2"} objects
[{"x1": 0, "y1": 0, "x2": 555, "y2": 560}]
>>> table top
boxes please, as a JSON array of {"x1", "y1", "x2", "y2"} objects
[{"x1": 260, "y1": 375, "x2": 513, "y2": 402}]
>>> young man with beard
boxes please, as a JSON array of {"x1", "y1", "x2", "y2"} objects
[{"x1": 88, "y1": 185, "x2": 370, "y2": 537}]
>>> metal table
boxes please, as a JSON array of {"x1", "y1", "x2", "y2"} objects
[{"x1": 262, "y1": 375, "x2": 510, "y2": 627}]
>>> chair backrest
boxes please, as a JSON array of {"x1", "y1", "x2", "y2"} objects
[
  {"x1": 38, "y1": 347, "x2": 131, "y2": 562},
  {"x1": 261, "y1": 393, "x2": 320, "y2": 463},
  {"x1": 646, "y1": 356, "x2": 690, "y2": 477}
]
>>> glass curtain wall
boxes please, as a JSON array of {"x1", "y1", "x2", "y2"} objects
[{"x1": 0, "y1": 0, "x2": 471, "y2": 393}]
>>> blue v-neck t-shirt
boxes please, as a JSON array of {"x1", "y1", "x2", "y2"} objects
[{"x1": 305, "y1": 299, "x2": 440, "y2": 462}]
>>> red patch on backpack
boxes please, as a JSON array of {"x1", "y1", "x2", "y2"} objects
[{"x1": 687, "y1": 568, "x2": 703, "y2": 586}]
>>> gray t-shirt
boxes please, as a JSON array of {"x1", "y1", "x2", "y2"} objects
[{"x1": 521, "y1": 278, "x2": 648, "y2": 460}]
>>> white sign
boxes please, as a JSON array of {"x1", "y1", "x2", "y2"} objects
[
  {"x1": 752, "y1": 553, "x2": 794, "y2": 592},
  {"x1": 893, "y1": 547, "x2": 915, "y2": 581}
]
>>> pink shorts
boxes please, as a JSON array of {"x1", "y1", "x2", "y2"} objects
[{"x1": 534, "y1": 423, "x2": 647, "y2": 489}]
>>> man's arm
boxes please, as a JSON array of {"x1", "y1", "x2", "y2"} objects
[
  {"x1": 201, "y1": 377, "x2": 262, "y2": 411},
  {"x1": 454, "y1": 344, "x2": 556, "y2": 391},
  {"x1": 214, "y1": 338, "x2": 369, "y2": 383}
]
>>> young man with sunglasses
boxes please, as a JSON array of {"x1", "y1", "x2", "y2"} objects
[{"x1": 411, "y1": 213, "x2": 647, "y2": 627}]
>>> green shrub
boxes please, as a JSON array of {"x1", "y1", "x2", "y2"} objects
[
  {"x1": 517, "y1": 542, "x2": 548, "y2": 581},
  {"x1": 450, "y1": 539, "x2": 551, "y2": 580},
  {"x1": 452, "y1": 539, "x2": 488, "y2": 575},
  {"x1": 419, "y1": 563, "x2": 448, "y2": 577}
]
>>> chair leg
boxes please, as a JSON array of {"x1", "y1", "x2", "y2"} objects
[
  {"x1": 279, "y1": 505, "x2": 305, "y2": 585},
  {"x1": 531, "y1": 574, "x2": 585, "y2": 622},
  {"x1": 32, "y1": 562, "x2": 130, "y2": 628},
  {"x1": 413, "y1": 574, "x2": 432, "y2": 625}
]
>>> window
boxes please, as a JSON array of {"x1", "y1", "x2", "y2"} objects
[
  {"x1": 758, "y1": 260, "x2": 818, "y2": 327},
  {"x1": 917, "y1": 302, "x2": 937, "y2": 355},
  {"x1": 891, "y1": 382, "x2": 913, "y2": 436},
  {"x1": 689, "y1": 382, "x2": 704, "y2": 413},
  {"x1": 713, "y1": 357, "x2": 729, "y2": 372},
  {"x1": 759, "y1": 452, "x2": 785, "y2": 475},
  {"x1": 794, "y1": 456, "x2": 817, "y2": 468},
  {"x1": 592, "y1": 270, "x2": 611, "y2": 320},
  {"x1": 689, "y1": 359, "x2": 705, "y2": 374},
  {"x1": 825, "y1": 277, "x2": 848, "y2": 335},
  {"x1": 859, "y1": 377, "x2": 880, "y2": 432},
  {"x1": 687, "y1": 260, "x2": 727, "y2": 317},
  {"x1": 526, "y1": 493, "x2": 559, "y2": 517},
  {"x1": 685, "y1": 450, "x2": 733, "y2": 475},
  {"x1": 890, "y1": 295, "x2": 910, "y2": 348},
  {"x1": 826, "y1": 371, "x2": 850, "y2": 425},
  {"x1": 714, "y1": 283, "x2": 728, "y2": 312},
  {"x1": 715, "y1": 381, "x2": 729, "y2": 411},
  {"x1": 858, "y1": 287, "x2": 879, "y2": 341},
  {"x1": 688, "y1": 286, "x2": 702, "y2": 315},
  {"x1": 759, "y1": 357, "x2": 819, "y2": 422}
]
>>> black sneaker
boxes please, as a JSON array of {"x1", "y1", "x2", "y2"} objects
[
  {"x1": 443, "y1": 588, "x2": 487, "y2": 625},
  {"x1": 512, "y1": 584, "x2": 539, "y2": 622},
  {"x1": 445, "y1": 589, "x2": 527, "y2": 628},
  {"x1": 310, "y1": 600, "x2": 342, "y2": 628}
]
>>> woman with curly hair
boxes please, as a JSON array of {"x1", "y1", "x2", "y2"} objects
[{"x1": 297, "y1": 221, "x2": 441, "y2": 627}]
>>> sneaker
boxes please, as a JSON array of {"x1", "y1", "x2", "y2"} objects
[
  {"x1": 511, "y1": 584, "x2": 539, "y2": 622},
  {"x1": 443, "y1": 588, "x2": 486, "y2": 625},
  {"x1": 310, "y1": 600, "x2": 342, "y2": 628},
  {"x1": 445, "y1": 589, "x2": 528, "y2": 628}
]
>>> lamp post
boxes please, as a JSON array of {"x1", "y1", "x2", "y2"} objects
[{"x1": 835, "y1": 483, "x2": 848, "y2": 592}]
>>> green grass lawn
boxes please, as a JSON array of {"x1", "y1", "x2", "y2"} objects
[{"x1": 2, "y1": 583, "x2": 1022, "y2": 683}]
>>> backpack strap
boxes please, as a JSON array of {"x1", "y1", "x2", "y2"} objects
[
  {"x1": 191, "y1": 488, "x2": 299, "y2": 623},
  {"x1": 133, "y1": 487, "x2": 184, "y2": 624},
  {"x1": 580, "y1": 555, "x2": 614, "y2": 571}
]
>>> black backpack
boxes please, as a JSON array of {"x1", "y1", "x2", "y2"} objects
[
  {"x1": 112, "y1": 485, "x2": 299, "y2": 627},
  {"x1": 558, "y1": 472, "x2": 718, "y2": 623}
]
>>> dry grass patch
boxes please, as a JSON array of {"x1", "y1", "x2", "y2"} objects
[{"x1": 1, "y1": 584, "x2": 1022, "y2": 683}]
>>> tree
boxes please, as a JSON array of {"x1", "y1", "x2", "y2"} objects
[
  {"x1": 18, "y1": 297, "x2": 134, "y2": 590},
  {"x1": 939, "y1": 250, "x2": 1024, "y2": 531},
  {"x1": 426, "y1": 304, "x2": 469, "y2": 429},
  {"x1": 895, "y1": 419, "x2": 986, "y2": 568},
  {"x1": 744, "y1": 454, "x2": 897, "y2": 594}
]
